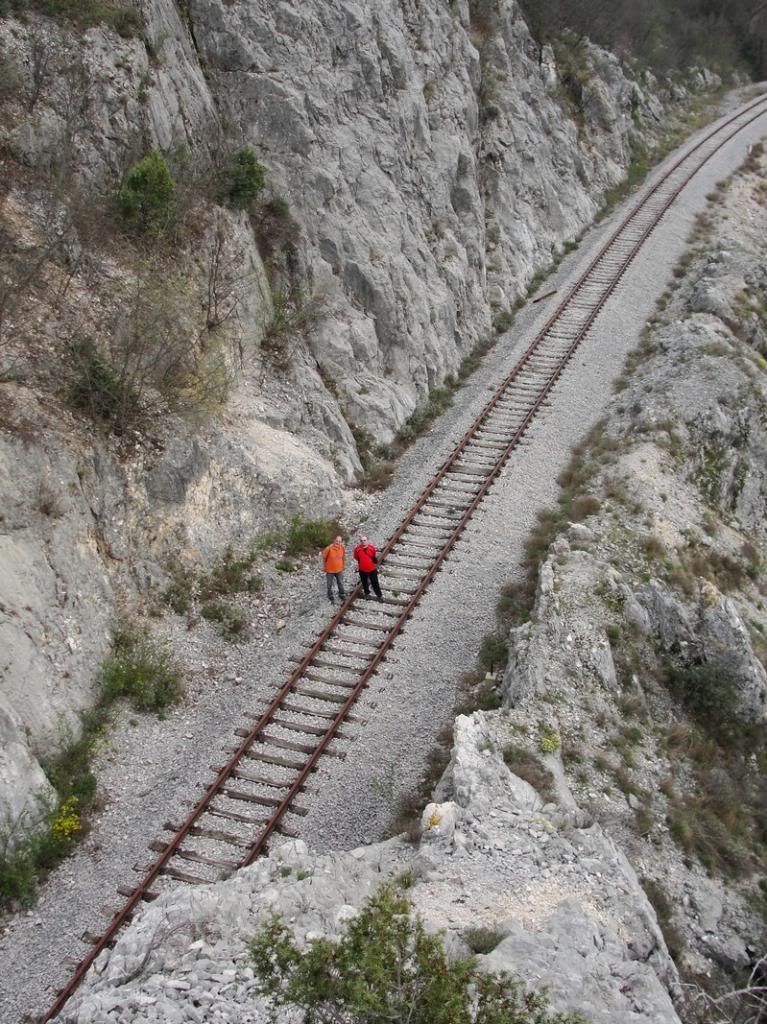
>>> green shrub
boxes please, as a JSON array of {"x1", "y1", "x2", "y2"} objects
[
  {"x1": 1, "y1": 623, "x2": 178, "y2": 910},
  {"x1": 163, "y1": 561, "x2": 197, "y2": 615},
  {"x1": 0, "y1": 832, "x2": 39, "y2": 909},
  {"x1": 0, "y1": 719, "x2": 106, "y2": 911},
  {"x1": 664, "y1": 662, "x2": 761, "y2": 751},
  {"x1": 2, "y1": 0, "x2": 144, "y2": 33},
  {"x1": 221, "y1": 146, "x2": 266, "y2": 209},
  {"x1": 250, "y1": 883, "x2": 587, "y2": 1024},
  {"x1": 361, "y1": 460, "x2": 396, "y2": 492},
  {"x1": 478, "y1": 633, "x2": 508, "y2": 673},
  {"x1": 163, "y1": 548, "x2": 261, "y2": 614},
  {"x1": 640, "y1": 878, "x2": 685, "y2": 959},
  {"x1": 493, "y1": 309, "x2": 515, "y2": 335},
  {"x1": 99, "y1": 627, "x2": 181, "y2": 710},
  {"x1": 496, "y1": 579, "x2": 535, "y2": 627},
  {"x1": 108, "y1": 5, "x2": 143, "y2": 36},
  {"x1": 0, "y1": 802, "x2": 82, "y2": 910},
  {"x1": 667, "y1": 796, "x2": 751, "y2": 878},
  {"x1": 284, "y1": 515, "x2": 342, "y2": 556},
  {"x1": 118, "y1": 151, "x2": 176, "y2": 234},
  {"x1": 538, "y1": 725, "x2": 561, "y2": 754},
  {"x1": 42, "y1": 725, "x2": 98, "y2": 808},
  {"x1": 199, "y1": 546, "x2": 261, "y2": 600},
  {"x1": 463, "y1": 926, "x2": 507, "y2": 954},
  {"x1": 261, "y1": 288, "x2": 321, "y2": 369},
  {"x1": 201, "y1": 601, "x2": 246, "y2": 639},
  {"x1": 69, "y1": 339, "x2": 137, "y2": 427},
  {"x1": 275, "y1": 559, "x2": 299, "y2": 573}
]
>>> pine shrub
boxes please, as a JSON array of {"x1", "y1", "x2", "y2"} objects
[
  {"x1": 221, "y1": 146, "x2": 266, "y2": 209},
  {"x1": 118, "y1": 151, "x2": 176, "y2": 235}
]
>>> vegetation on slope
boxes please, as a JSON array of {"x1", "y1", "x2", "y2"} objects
[
  {"x1": 251, "y1": 882, "x2": 588, "y2": 1024},
  {"x1": 516, "y1": 0, "x2": 767, "y2": 80}
]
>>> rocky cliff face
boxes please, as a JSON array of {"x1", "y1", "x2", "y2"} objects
[
  {"x1": 0, "y1": 2, "x2": 709, "y2": 851},
  {"x1": 187, "y1": 0, "x2": 669, "y2": 440}
]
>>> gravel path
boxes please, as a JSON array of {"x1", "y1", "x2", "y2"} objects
[{"x1": 2, "y1": 89, "x2": 766, "y2": 1024}]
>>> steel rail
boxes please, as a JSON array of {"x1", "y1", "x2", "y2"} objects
[{"x1": 41, "y1": 92, "x2": 767, "y2": 1022}]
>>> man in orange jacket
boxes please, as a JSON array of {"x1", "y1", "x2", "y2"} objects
[
  {"x1": 353, "y1": 535, "x2": 383, "y2": 602},
  {"x1": 322, "y1": 535, "x2": 347, "y2": 604}
]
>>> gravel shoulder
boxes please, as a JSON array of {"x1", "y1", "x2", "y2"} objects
[{"x1": 1, "y1": 89, "x2": 766, "y2": 1024}]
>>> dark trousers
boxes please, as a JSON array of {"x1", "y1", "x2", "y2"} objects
[
  {"x1": 326, "y1": 572, "x2": 346, "y2": 600},
  {"x1": 360, "y1": 569, "x2": 382, "y2": 599}
]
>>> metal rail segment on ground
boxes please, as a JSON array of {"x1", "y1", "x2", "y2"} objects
[{"x1": 41, "y1": 93, "x2": 767, "y2": 1022}]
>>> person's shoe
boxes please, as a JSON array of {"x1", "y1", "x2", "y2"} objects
[
  {"x1": 328, "y1": 596, "x2": 334, "y2": 604},
  {"x1": 339, "y1": 594, "x2": 347, "y2": 601},
  {"x1": 377, "y1": 596, "x2": 384, "y2": 603},
  {"x1": 361, "y1": 593, "x2": 370, "y2": 600}
]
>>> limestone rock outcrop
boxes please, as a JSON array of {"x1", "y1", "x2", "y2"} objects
[{"x1": 61, "y1": 711, "x2": 681, "y2": 1024}]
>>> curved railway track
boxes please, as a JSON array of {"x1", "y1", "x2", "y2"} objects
[{"x1": 42, "y1": 92, "x2": 767, "y2": 1021}]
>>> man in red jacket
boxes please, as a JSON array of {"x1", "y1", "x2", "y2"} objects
[{"x1": 353, "y1": 535, "x2": 383, "y2": 602}]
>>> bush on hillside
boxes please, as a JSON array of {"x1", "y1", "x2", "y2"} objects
[
  {"x1": 69, "y1": 339, "x2": 137, "y2": 428},
  {"x1": 517, "y1": 0, "x2": 766, "y2": 79},
  {"x1": 99, "y1": 626, "x2": 181, "y2": 711},
  {"x1": 250, "y1": 882, "x2": 588, "y2": 1024},
  {"x1": 284, "y1": 515, "x2": 342, "y2": 556},
  {"x1": 664, "y1": 662, "x2": 762, "y2": 752},
  {"x1": 220, "y1": 146, "x2": 266, "y2": 210},
  {"x1": 3, "y1": 0, "x2": 145, "y2": 36},
  {"x1": 118, "y1": 151, "x2": 176, "y2": 235}
]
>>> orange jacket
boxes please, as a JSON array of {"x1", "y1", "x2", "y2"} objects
[{"x1": 322, "y1": 542, "x2": 345, "y2": 574}]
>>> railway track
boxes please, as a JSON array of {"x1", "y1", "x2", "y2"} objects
[{"x1": 42, "y1": 92, "x2": 767, "y2": 1021}]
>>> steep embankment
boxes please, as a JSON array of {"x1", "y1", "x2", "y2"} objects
[
  {"x1": 500, "y1": 144, "x2": 767, "y2": 1001},
  {"x1": 0, "y1": 0, "x2": 712, "y2": 832}
]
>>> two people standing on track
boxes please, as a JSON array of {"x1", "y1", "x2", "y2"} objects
[{"x1": 321, "y1": 534, "x2": 383, "y2": 604}]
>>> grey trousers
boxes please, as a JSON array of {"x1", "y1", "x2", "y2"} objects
[{"x1": 326, "y1": 572, "x2": 346, "y2": 599}]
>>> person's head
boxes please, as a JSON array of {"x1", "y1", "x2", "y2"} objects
[
  {"x1": 360, "y1": 535, "x2": 368, "y2": 545},
  {"x1": 334, "y1": 535, "x2": 343, "y2": 545}
]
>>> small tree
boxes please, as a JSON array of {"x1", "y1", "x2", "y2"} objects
[
  {"x1": 250, "y1": 883, "x2": 587, "y2": 1024},
  {"x1": 221, "y1": 146, "x2": 266, "y2": 209},
  {"x1": 118, "y1": 151, "x2": 176, "y2": 235}
]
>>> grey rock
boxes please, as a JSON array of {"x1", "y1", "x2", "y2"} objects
[
  {"x1": 624, "y1": 594, "x2": 652, "y2": 634},
  {"x1": 568, "y1": 523, "x2": 595, "y2": 544},
  {"x1": 691, "y1": 888, "x2": 724, "y2": 933},
  {"x1": 698, "y1": 597, "x2": 767, "y2": 720}
]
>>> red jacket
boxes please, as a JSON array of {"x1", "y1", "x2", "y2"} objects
[{"x1": 353, "y1": 542, "x2": 378, "y2": 573}]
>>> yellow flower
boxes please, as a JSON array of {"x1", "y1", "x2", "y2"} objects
[
  {"x1": 52, "y1": 797, "x2": 82, "y2": 841},
  {"x1": 426, "y1": 811, "x2": 442, "y2": 830}
]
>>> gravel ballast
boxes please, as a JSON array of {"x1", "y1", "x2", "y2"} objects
[{"x1": 2, "y1": 91, "x2": 766, "y2": 1024}]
